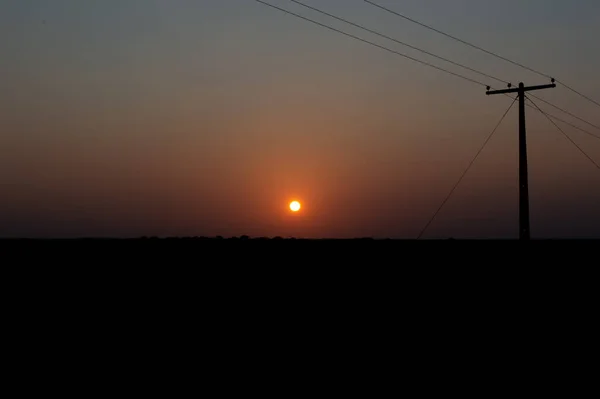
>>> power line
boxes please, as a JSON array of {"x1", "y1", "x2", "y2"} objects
[
  {"x1": 528, "y1": 93, "x2": 600, "y2": 131},
  {"x1": 253, "y1": 0, "x2": 489, "y2": 88},
  {"x1": 498, "y1": 90, "x2": 600, "y2": 139},
  {"x1": 526, "y1": 95, "x2": 600, "y2": 170},
  {"x1": 258, "y1": 2, "x2": 598, "y2": 144},
  {"x1": 363, "y1": 0, "x2": 600, "y2": 109},
  {"x1": 497, "y1": 91, "x2": 600, "y2": 140},
  {"x1": 556, "y1": 80, "x2": 600, "y2": 109},
  {"x1": 363, "y1": 1, "x2": 550, "y2": 78},
  {"x1": 417, "y1": 97, "x2": 518, "y2": 239},
  {"x1": 256, "y1": 1, "x2": 600, "y2": 144},
  {"x1": 288, "y1": 0, "x2": 509, "y2": 86},
  {"x1": 523, "y1": 101, "x2": 600, "y2": 141},
  {"x1": 495, "y1": 91, "x2": 600, "y2": 140},
  {"x1": 264, "y1": 0, "x2": 600, "y2": 136},
  {"x1": 288, "y1": 0, "x2": 600, "y2": 139}
]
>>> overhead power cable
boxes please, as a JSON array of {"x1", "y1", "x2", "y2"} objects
[
  {"x1": 288, "y1": 0, "x2": 600, "y2": 135},
  {"x1": 526, "y1": 96, "x2": 600, "y2": 171},
  {"x1": 254, "y1": 0, "x2": 489, "y2": 88},
  {"x1": 522, "y1": 100, "x2": 600, "y2": 141},
  {"x1": 417, "y1": 97, "x2": 518, "y2": 239},
  {"x1": 364, "y1": 0, "x2": 600, "y2": 109},
  {"x1": 257, "y1": 1, "x2": 600, "y2": 142},
  {"x1": 289, "y1": 0, "x2": 509, "y2": 86},
  {"x1": 527, "y1": 93, "x2": 600, "y2": 131}
]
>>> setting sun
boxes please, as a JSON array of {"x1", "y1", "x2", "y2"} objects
[{"x1": 289, "y1": 201, "x2": 301, "y2": 212}]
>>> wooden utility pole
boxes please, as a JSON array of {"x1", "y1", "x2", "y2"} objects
[{"x1": 486, "y1": 81, "x2": 556, "y2": 240}]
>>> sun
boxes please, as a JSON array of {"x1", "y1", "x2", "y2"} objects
[{"x1": 289, "y1": 201, "x2": 301, "y2": 212}]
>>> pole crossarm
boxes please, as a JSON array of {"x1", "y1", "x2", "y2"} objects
[{"x1": 487, "y1": 83, "x2": 556, "y2": 95}]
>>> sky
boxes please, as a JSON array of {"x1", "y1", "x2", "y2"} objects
[{"x1": 1, "y1": 0, "x2": 599, "y2": 239}]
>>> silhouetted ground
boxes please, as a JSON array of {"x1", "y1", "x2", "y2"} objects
[
  {"x1": 2, "y1": 236, "x2": 594, "y2": 253},
  {"x1": 2, "y1": 235, "x2": 597, "y2": 243},
  {"x1": 2, "y1": 236, "x2": 596, "y2": 264},
  {"x1": 3, "y1": 236, "x2": 596, "y2": 331},
  {"x1": 1, "y1": 236, "x2": 594, "y2": 242}
]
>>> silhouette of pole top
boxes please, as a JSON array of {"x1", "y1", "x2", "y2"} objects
[{"x1": 487, "y1": 80, "x2": 556, "y2": 95}]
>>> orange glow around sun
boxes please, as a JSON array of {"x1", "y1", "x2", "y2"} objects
[{"x1": 289, "y1": 201, "x2": 301, "y2": 212}]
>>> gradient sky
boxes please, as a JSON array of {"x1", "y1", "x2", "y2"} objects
[{"x1": 1, "y1": 0, "x2": 599, "y2": 239}]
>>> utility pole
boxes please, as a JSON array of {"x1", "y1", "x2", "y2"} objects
[{"x1": 486, "y1": 81, "x2": 556, "y2": 240}]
